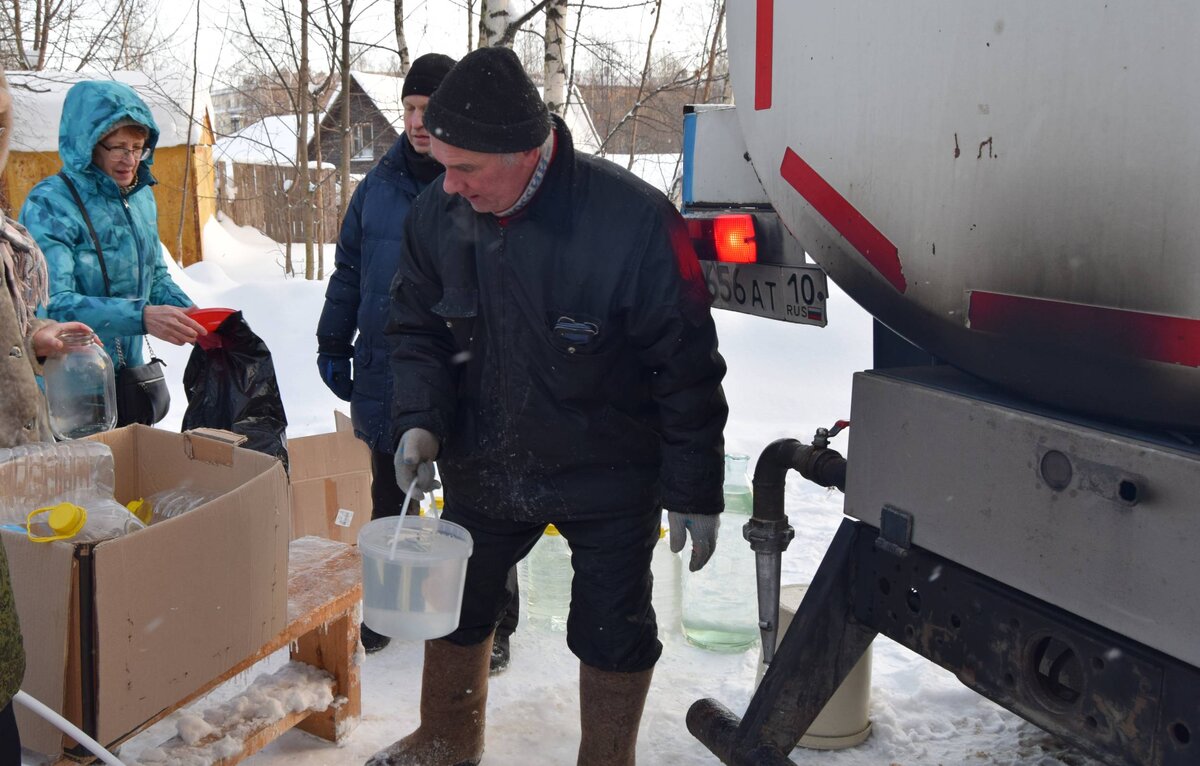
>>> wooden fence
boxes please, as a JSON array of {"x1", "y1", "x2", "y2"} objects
[{"x1": 215, "y1": 161, "x2": 356, "y2": 244}]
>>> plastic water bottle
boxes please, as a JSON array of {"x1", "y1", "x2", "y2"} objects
[
  {"x1": 0, "y1": 441, "x2": 115, "y2": 525},
  {"x1": 41, "y1": 331, "x2": 117, "y2": 440},
  {"x1": 26, "y1": 497, "x2": 146, "y2": 543},
  {"x1": 651, "y1": 520, "x2": 683, "y2": 638},
  {"x1": 141, "y1": 487, "x2": 223, "y2": 524},
  {"x1": 681, "y1": 454, "x2": 759, "y2": 652},
  {"x1": 524, "y1": 524, "x2": 572, "y2": 631}
]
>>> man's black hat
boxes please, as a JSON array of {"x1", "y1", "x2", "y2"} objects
[
  {"x1": 423, "y1": 47, "x2": 551, "y2": 153},
  {"x1": 401, "y1": 53, "x2": 457, "y2": 100}
]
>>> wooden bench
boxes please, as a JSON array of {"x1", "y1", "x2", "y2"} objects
[{"x1": 57, "y1": 536, "x2": 362, "y2": 765}]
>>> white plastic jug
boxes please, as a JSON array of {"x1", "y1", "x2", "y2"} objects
[{"x1": 358, "y1": 515, "x2": 473, "y2": 641}]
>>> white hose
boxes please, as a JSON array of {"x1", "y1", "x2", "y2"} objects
[{"x1": 13, "y1": 689, "x2": 127, "y2": 766}]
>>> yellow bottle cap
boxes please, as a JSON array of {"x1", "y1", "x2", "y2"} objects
[
  {"x1": 49, "y1": 503, "x2": 86, "y2": 534},
  {"x1": 27, "y1": 502, "x2": 87, "y2": 542},
  {"x1": 658, "y1": 524, "x2": 667, "y2": 540},
  {"x1": 127, "y1": 498, "x2": 152, "y2": 526},
  {"x1": 545, "y1": 523, "x2": 561, "y2": 536}
]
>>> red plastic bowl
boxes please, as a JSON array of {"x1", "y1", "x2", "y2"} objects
[{"x1": 190, "y1": 307, "x2": 236, "y2": 333}]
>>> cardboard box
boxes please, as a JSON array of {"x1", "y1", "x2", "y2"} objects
[
  {"x1": 2, "y1": 425, "x2": 290, "y2": 756},
  {"x1": 288, "y1": 410, "x2": 373, "y2": 544}
]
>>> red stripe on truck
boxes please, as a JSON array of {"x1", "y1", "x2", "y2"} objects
[
  {"x1": 969, "y1": 291, "x2": 1200, "y2": 367},
  {"x1": 755, "y1": 0, "x2": 773, "y2": 110},
  {"x1": 780, "y1": 148, "x2": 907, "y2": 292}
]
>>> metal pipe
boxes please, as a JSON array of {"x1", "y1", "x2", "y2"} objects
[
  {"x1": 687, "y1": 698, "x2": 797, "y2": 766},
  {"x1": 745, "y1": 440, "x2": 796, "y2": 666},
  {"x1": 746, "y1": 437, "x2": 847, "y2": 666}
]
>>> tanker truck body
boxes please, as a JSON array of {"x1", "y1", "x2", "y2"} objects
[{"x1": 681, "y1": 2, "x2": 1200, "y2": 764}]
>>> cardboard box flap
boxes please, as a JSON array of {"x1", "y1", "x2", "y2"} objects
[
  {"x1": 287, "y1": 411, "x2": 373, "y2": 543},
  {"x1": 288, "y1": 410, "x2": 370, "y2": 481},
  {"x1": 184, "y1": 428, "x2": 249, "y2": 466},
  {"x1": 89, "y1": 425, "x2": 278, "y2": 502}
]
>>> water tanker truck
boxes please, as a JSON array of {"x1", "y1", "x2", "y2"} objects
[{"x1": 679, "y1": 3, "x2": 1200, "y2": 764}]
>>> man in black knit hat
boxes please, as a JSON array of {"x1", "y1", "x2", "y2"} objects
[
  {"x1": 319, "y1": 52, "x2": 535, "y2": 665},
  {"x1": 374, "y1": 47, "x2": 727, "y2": 766}
]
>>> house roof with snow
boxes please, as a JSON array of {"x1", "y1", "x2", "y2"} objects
[
  {"x1": 349, "y1": 71, "x2": 407, "y2": 128},
  {"x1": 213, "y1": 114, "x2": 322, "y2": 166},
  {"x1": 5, "y1": 70, "x2": 213, "y2": 153}
]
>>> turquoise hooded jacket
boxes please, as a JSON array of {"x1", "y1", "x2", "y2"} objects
[{"x1": 19, "y1": 80, "x2": 192, "y2": 370}]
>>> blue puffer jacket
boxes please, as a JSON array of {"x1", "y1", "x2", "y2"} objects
[
  {"x1": 19, "y1": 80, "x2": 192, "y2": 371},
  {"x1": 317, "y1": 134, "x2": 431, "y2": 453}
]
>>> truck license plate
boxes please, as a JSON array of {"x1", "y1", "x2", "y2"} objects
[{"x1": 699, "y1": 261, "x2": 829, "y2": 327}]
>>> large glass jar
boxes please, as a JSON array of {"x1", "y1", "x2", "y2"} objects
[
  {"x1": 41, "y1": 331, "x2": 117, "y2": 440},
  {"x1": 681, "y1": 453, "x2": 759, "y2": 651}
]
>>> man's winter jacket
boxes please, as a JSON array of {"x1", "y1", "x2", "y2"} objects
[
  {"x1": 318, "y1": 134, "x2": 431, "y2": 452},
  {"x1": 387, "y1": 118, "x2": 728, "y2": 521},
  {"x1": 19, "y1": 80, "x2": 191, "y2": 372}
]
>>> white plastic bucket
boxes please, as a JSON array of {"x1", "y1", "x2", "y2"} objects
[
  {"x1": 756, "y1": 583, "x2": 873, "y2": 750},
  {"x1": 358, "y1": 515, "x2": 474, "y2": 641}
]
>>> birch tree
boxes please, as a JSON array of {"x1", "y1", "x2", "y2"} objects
[
  {"x1": 479, "y1": 0, "x2": 554, "y2": 49},
  {"x1": 340, "y1": 0, "x2": 353, "y2": 214},
  {"x1": 477, "y1": 0, "x2": 509, "y2": 49},
  {"x1": 296, "y1": 0, "x2": 314, "y2": 280},
  {"x1": 465, "y1": 0, "x2": 475, "y2": 49},
  {"x1": 393, "y1": 0, "x2": 410, "y2": 74},
  {"x1": 543, "y1": 0, "x2": 567, "y2": 115}
]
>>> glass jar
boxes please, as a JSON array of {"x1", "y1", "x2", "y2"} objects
[
  {"x1": 681, "y1": 453, "x2": 759, "y2": 652},
  {"x1": 42, "y1": 331, "x2": 117, "y2": 440},
  {"x1": 523, "y1": 524, "x2": 572, "y2": 631}
]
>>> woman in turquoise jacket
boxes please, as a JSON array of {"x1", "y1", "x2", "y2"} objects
[{"x1": 19, "y1": 80, "x2": 204, "y2": 421}]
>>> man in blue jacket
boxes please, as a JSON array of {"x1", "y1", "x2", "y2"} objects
[{"x1": 317, "y1": 54, "x2": 520, "y2": 665}]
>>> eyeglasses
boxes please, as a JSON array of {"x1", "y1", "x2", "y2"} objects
[{"x1": 99, "y1": 143, "x2": 151, "y2": 161}]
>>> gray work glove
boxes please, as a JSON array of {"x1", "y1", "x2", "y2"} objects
[
  {"x1": 394, "y1": 428, "x2": 441, "y2": 501},
  {"x1": 667, "y1": 511, "x2": 720, "y2": 572}
]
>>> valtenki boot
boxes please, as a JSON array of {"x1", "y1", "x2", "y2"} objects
[
  {"x1": 577, "y1": 663, "x2": 654, "y2": 766},
  {"x1": 365, "y1": 635, "x2": 494, "y2": 766}
]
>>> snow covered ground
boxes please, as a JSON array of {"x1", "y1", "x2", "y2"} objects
[{"x1": 85, "y1": 213, "x2": 1104, "y2": 766}]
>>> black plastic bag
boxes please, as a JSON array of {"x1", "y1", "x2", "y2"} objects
[{"x1": 181, "y1": 310, "x2": 289, "y2": 470}]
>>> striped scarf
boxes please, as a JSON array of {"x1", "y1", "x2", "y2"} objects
[
  {"x1": 0, "y1": 216, "x2": 48, "y2": 336},
  {"x1": 496, "y1": 132, "x2": 556, "y2": 219}
]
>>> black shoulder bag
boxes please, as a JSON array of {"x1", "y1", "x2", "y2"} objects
[{"x1": 58, "y1": 172, "x2": 170, "y2": 426}]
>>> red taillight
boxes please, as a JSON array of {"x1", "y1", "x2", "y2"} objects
[
  {"x1": 713, "y1": 214, "x2": 757, "y2": 263},
  {"x1": 686, "y1": 214, "x2": 758, "y2": 264}
]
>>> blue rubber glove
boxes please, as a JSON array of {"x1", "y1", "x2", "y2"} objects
[
  {"x1": 667, "y1": 511, "x2": 720, "y2": 572},
  {"x1": 317, "y1": 354, "x2": 353, "y2": 401}
]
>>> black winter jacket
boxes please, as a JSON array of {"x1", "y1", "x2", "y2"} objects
[
  {"x1": 386, "y1": 119, "x2": 728, "y2": 521},
  {"x1": 318, "y1": 134, "x2": 429, "y2": 452}
]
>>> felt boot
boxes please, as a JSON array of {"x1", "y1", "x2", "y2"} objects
[
  {"x1": 576, "y1": 663, "x2": 654, "y2": 766},
  {"x1": 365, "y1": 635, "x2": 493, "y2": 766}
]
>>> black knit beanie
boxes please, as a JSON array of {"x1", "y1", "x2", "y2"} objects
[
  {"x1": 402, "y1": 53, "x2": 457, "y2": 100},
  {"x1": 423, "y1": 47, "x2": 551, "y2": 153}
]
